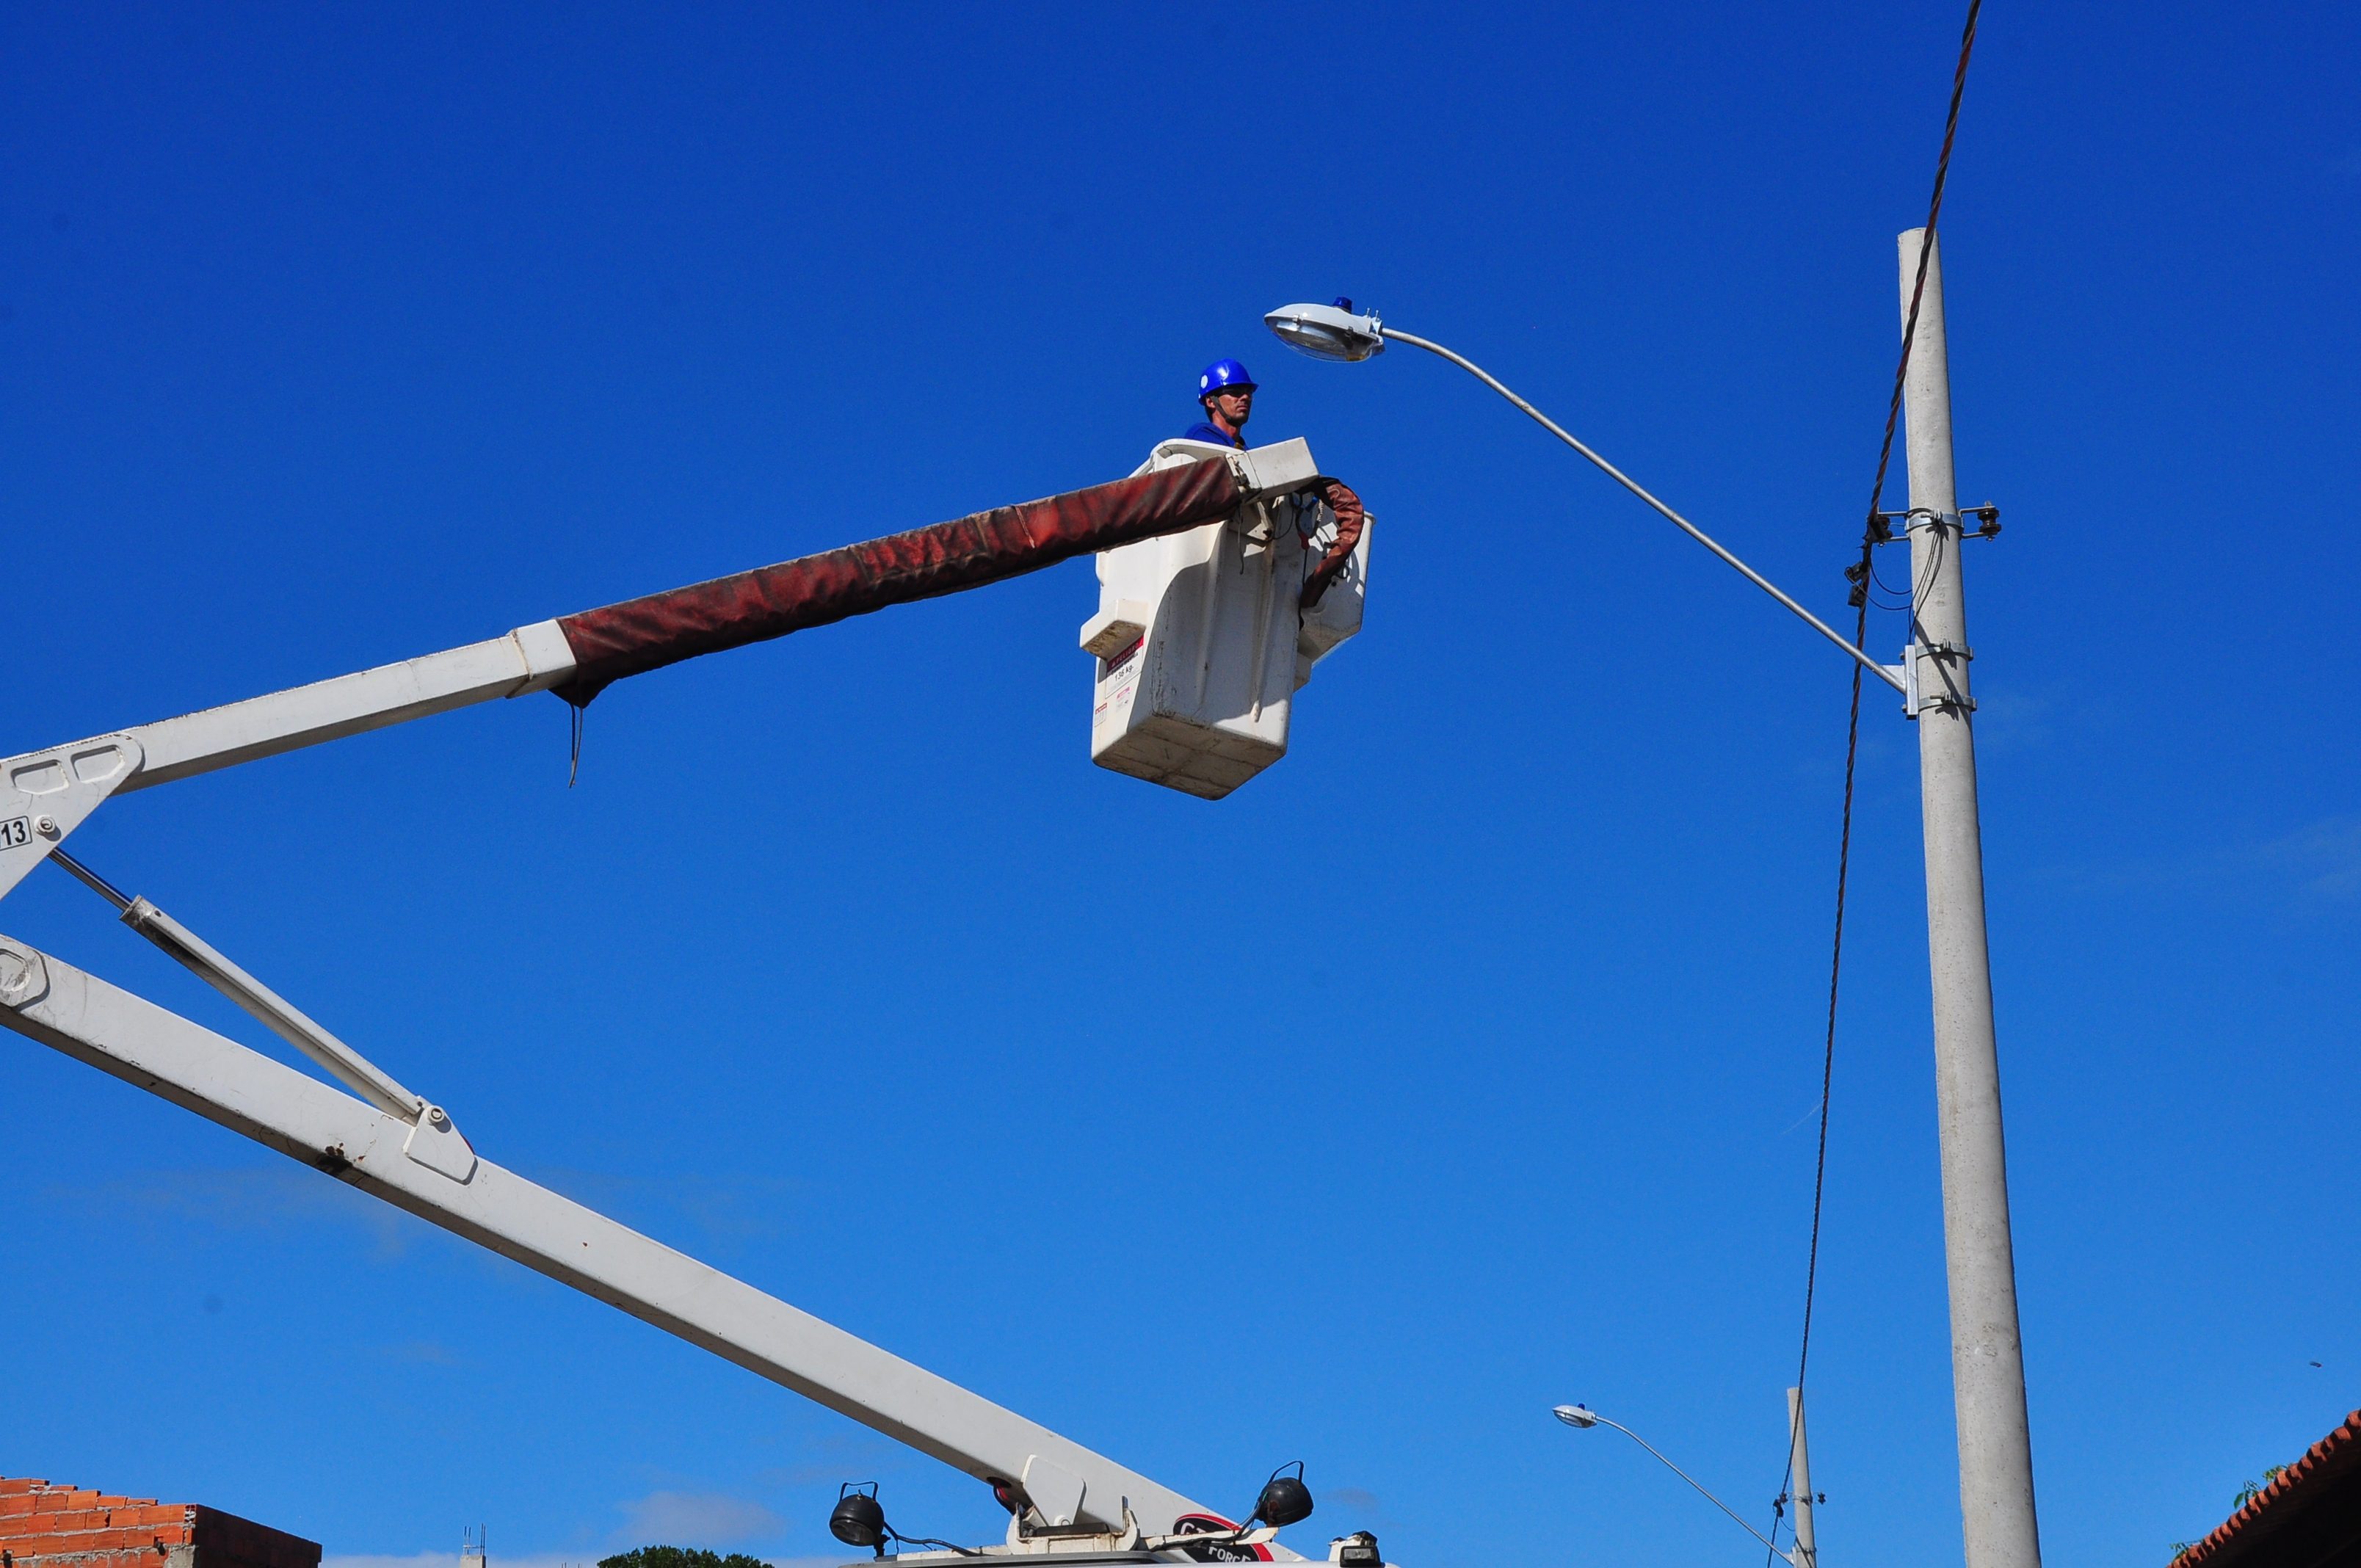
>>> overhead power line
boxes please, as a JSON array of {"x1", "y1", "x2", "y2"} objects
[{"x1": 1768, "y1": 1, "x2": 1985, "y2": 1561}]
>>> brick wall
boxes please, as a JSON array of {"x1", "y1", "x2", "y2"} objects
[{"x1": 0, "y1": 1478, "x2": 319, "y2": 1568}]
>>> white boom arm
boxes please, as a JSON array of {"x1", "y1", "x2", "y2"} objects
[
  {"x1": 0, "y1": 439, "x2": 1327, "y2": 901},
  {"x1": 0, "y1": 929, "x2": 1208, "y2": 1533},
  {"x1": 0, "y1": 620, "x2": 581, "y2": 905},
  {"x1": 0, "y1": 446, "x2": 1347, "y2": 1542}
]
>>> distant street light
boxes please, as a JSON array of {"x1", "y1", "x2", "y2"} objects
[{"x1": 1551, "y1": 1404, "x2": 1797, "y2": 1564}]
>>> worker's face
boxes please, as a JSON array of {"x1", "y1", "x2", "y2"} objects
[{"x1": 1205, "y1": 385, "x2": 1254, "y2": 431}]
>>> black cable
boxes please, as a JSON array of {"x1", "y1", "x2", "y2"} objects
[
  {"x1": 1776, "y1": 575, "x2": 1868, "y2": 1517},
  {"x1": 1863, "y1": 0, "x2": 1983, "y2": 531},
  {"x1": 1769, "y1": 7, "x2": 1984, "y2": 1563},
  {"x1": 1757, "y1": 581, "x2": 1872, "y2": 1568},
  {"x1": 887, "y1": 1533, "x2": 978, "y2": 1558},
  {"x1": 1867, "y1": 552, "x2": 1914, "y2": 607}
]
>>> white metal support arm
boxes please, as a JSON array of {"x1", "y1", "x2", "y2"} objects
[
  {"x1": 0, "y1": 620, "x2": 580, "y2": 907},
  {"x1": 0, "y1": 928, "x2": 1208, "y2": 1534},
  {"x1": 1375, "y1": 326, "x2": 1907, "y2": 697},
  {"x1": 46, "y1": 849, "x2": 482, "y2": 1182}
]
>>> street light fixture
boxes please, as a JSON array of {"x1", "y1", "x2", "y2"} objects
[
  {"x1": 1551, "y1": 1404, "x2": 1799, "y2": 1565},
  {"x1": 1263, "y1": 299, "x2": 1388, "y2": 362},
  {"x1": 1263, "y1": 300, "x2": 1900, "y2": 693},
  {"x1": 1285, "y1": 246, "x2": 2040, "y2": 1568}
]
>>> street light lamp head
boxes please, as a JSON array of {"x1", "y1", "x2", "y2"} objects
[
  {"x1": 1265, "y1": 299, "x2": 1385, "y2": 362},
  {"x1": 1553, "y1": 1403, "x2": 1600, "y2": 1429}
]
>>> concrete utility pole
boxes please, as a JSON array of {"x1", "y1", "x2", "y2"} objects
[
  {"x1": 1897, "y1": 227, "x2": 2042, "y2": 1568},
  {"x1": 1786, "y1": 1386, "x2": 1818, "y2": 1568}
]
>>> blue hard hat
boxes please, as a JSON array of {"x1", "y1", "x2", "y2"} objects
[{"x1": 1199, "y1": 358, "x2": 1257, "y2": 396}]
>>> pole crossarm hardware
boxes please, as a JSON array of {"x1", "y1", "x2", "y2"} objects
[
  {"x1": 0, "y1": 450, "x2": 1338, "y2": 1546},
  {"x1": 1374, "y1": 326, "x2": 1907, "y2": 697},
  {"x1": 1871, "y1": 507, "x2": 1990, "y2": 720}
]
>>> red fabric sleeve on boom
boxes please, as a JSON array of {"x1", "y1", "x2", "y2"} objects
[{"x1": 552, "y1": 459, "x2": 1245, "y2": 705}]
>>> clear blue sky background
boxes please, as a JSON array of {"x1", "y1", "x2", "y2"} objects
[{"x1": 4, "y1": 5, "x2": 2357, "y2": 1568}]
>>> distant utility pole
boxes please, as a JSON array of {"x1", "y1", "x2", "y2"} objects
[
  {"x1": 1786, "y1": 1386, "x2": 1818, "y2": 1568},
  {"x1": 1897, "y1": 227, "x2": 2043, "y2": 1568}
]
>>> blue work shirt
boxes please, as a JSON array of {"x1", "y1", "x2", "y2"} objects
[{"x1": 1179, "y1": 421, "x2": 1244, "y2": 449}]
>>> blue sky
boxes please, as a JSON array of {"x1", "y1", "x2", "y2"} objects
[{"x1": 3, "y1": 4, "x2": 2357, "y2": 1567}]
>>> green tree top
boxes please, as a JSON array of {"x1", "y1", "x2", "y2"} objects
[{"x1": 600, "y1": 1546, "x2": 772, "y2": 1568}]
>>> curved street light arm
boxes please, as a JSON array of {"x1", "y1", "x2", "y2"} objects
[
  {"x1": 1583, "y1": 1413, "x2": 1795, "y2": 1564},
  {"x1": 1378, "y1": 326, "x2": 1905, "y2": 696}
]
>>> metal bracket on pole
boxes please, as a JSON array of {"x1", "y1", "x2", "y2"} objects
[
  {"x1": 1901, "y1": 639, "x2": 1976, "y2": 720},
  {"x1": 1885, "y1": 656, "x2": 1913, "y2": 716},
  {"x1": 1890, "y1": 638, "x2": 1979, "y2": 720}
]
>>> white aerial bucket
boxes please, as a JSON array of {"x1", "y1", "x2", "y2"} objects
[{"x1": 1080, "y1": 438, "x2": 1370, "y2": 799}]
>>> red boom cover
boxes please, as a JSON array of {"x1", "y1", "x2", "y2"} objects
[{"x1": 553, "y1": 459, "x2": 1244, "y2": 705}]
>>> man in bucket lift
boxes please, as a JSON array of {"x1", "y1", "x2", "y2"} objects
[
  {"x1": 1179, "y1": 357, "x2": 1368, "y2": 609},
  {"x1": 1181, "y1": 357, "x2": 1257, "y2": 448}
]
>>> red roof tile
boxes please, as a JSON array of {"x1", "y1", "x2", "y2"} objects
[{"x1": 2177, "y1": 1409, "x2": 2361, "y2": 1568}]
